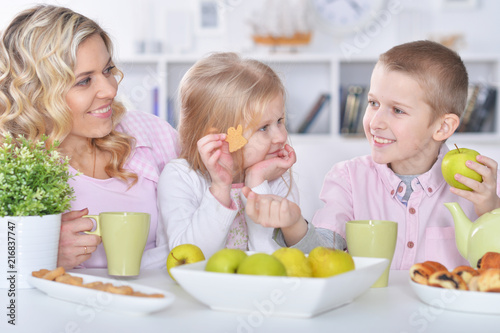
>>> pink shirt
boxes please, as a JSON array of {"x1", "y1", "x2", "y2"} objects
[
  {"x1": 312, "y1": 145, "x2": 500, "y2": 270},
  {"x1": 68, "y1": 111, "x2": 179, "y2": 269}
]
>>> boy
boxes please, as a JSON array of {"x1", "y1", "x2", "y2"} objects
[
  {"x1": 311, "y1": 40, "x2": 500, "y2": 270},
  {"x1": 244, "y1": 40, "x2": 500, "y2": 270}
]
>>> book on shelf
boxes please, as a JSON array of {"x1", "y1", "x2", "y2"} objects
[
  {"x1": 152, "y1": 87, "x2": 159, "y2": 117},
  {"x1": 167, "y1": 97, "x2": 177, "y2": 128},
  {"x1": 296, "y1": 93, "x2": 331, "y2": 133},
  {"x1": 459, "y1": 83, "x2": 497, "y2": 133},
  {"x1": 340, "y1": 85, "x2": 367, "y2": 135}
]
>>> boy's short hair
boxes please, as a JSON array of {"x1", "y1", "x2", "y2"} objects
[{"x1": 379, "y1": 40, "x2": 468, "y2": 123}]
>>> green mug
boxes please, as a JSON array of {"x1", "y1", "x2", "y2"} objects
[
  {"x1": 84, "y1": 212, "x2": 150, "y2": 276},
  {"x1": 345, "y1": 220, "x2": 398, "y2": 288}
]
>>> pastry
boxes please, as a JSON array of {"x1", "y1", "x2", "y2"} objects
[
  {"x1": 476, "y1": 268, "x2": 500, "y2": 292},
  {"x1": 409, "y1": 261, "x2": 448, "y2": 285},
  {"x1": 477, "y1": 252, "x2": 500, "y2": 270},
  {"x1": 452, "y1": 265, "x2": 479, "y2": 284},
  {"x1": 428, "y1": 271, "x2": 468, "y2": 290}
]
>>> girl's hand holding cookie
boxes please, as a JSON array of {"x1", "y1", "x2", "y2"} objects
[
  {"x1": 197, "y1": 133, "x2": 234, "y2": 206},
  {"x1": 58, "y1": 208, "x2": 102, "y2": 270},
  {"x1": 245, "y1": 144, "x2": 296, "y2": 188}
]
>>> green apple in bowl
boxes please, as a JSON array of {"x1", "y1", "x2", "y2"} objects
[
  {"x1": 308, "y1": 247, "x2": 355, "y2": 278},
  {"x1": 272, "y1": 247, "x2": 312, "y2": 277},
  {"x1": 236, "y1": 253, "x2": 287, "y2": 276},
  {"x1": 205, "y1": 248, "x2": 248, "y2": 273},
  {"x1": 166, "y1": 244, "x2": 205, "y2": 281},
  {"x1": 441, "y1": 144, "x2": 483, "y2": 191}
]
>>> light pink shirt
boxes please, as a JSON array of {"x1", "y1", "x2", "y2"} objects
[
  {"x1": 312, "y1": 145, "x2": 500, "y2": 270},
  {"x1": 68, "y1": 111, "x2": 179, "y2": 269}
]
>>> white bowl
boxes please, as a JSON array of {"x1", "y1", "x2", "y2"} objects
[{"x1": 170, "y1": 256, "x2": 388, "y2": 318}]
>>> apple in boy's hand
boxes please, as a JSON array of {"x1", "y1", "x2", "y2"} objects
[
  {"x1": 236, "y1": 253, "x2": 287, "y2": 276},
  {"x1": 166, "y1": 244, "x2": 205, "y2": 281},
  {"x1": 205, "y1": 248, "x2": 248, "y2": 273},
  {"x1": 441, "y1": 144, "x2": 483, "y2": 191},
  {"x1": 308, "y1": 247, "x2": 355, "y2": 278}
]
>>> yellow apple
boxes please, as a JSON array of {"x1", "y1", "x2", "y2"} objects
[
  {"x1": 205, "y1": 248, "x2": 248, "y2": 273},
  {"x1": 166, "y1": 244, "x2": 205, "y2": 281},
  {"x1": 272, "y1": 248, "x2": 312, "y2": 277},
  {"x1": 236, "y1": 253, "x2": 287, "y2": 276},
  {"x1": 308, "y1": 246, "x2": 355, "y2": 278},
  {"x1": 442, "y1": 144, "x2": 483, "y2": 191}
]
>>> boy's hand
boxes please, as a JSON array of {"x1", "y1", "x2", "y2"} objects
[
  {"x1": 244, "y1": 144, "x2": 296, "y2": 188},
  {"x1": 198, "y1": 133, "x2": 233, "y2": 206},
  {"x1": 450, "y1": 154, "x2": 500, "y2": 216},
  {"x1": 242, "y1": 186, "x2": 307, "y2": 246}
]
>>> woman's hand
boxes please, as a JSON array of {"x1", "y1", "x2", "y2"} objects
[
  {"x1": 242, "y1": 186, "x2": 307, "y2": 246},
  {"x1": 197, "y1": 133, "x2": 234, "y2": 206},
  {"x1": 57, "y1": 208, "x2": 102, "y2": 270},
  {"x1": 245, "y1": 144, "x2": 296, "y2": 188},
  {"x1": 450, "y1": 154, "x2": 500, "y2": 216}
]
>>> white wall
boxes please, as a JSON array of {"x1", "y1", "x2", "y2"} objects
[{"x1": 1, "y1": 0, "x2": 500, "y2": 59}]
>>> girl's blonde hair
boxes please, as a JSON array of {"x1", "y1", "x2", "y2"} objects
[
  {"x1": 0, "y1": 5, "x2": 137, "y2": 184},
  {"x1": 178, "y1": 52, "x2": 286, "y2": 179}
]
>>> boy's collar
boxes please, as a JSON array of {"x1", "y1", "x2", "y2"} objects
[{"x1": 376, "y1": 144, "x2": 449, "y2": 197}]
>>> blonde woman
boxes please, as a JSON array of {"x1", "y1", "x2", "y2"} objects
[
  {"x1": 157, "y1": 53, "x2": 343, "y2": 258},
  {"x1": 0, "y1": 5, "x2": 179, "y2": 269}
]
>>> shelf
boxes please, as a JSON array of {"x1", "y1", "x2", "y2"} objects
[{"x1": 115, "y1": 53, "x2": 500, "y2": 147}]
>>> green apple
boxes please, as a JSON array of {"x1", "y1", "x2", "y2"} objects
[
  {"x1": 272, "y1": 248, "x2": 312, "y2": 277},
  {"x1": 236, "y1": 253, "x2": 287, "y2": 276},
  {"x1": 166, "y1": 244, "x2": 205, "y2": 281},
  {"x1": 308, "y1": 246, "x2": 355, "y2": 278},
  {"x1": 205, "y1": 248, "x2": 248, "y2": 273},
  {"x1": 441, "y1": 144, "x2": 483, "y2": 191}
]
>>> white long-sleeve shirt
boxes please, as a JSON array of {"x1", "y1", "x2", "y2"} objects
[{"x1": 157, "y1": 159, "x2": 299, "y2": 258}]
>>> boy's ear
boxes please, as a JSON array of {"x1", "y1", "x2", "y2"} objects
[{"x1": 433, "y1": 113, "x2": 460, "y2": 141}]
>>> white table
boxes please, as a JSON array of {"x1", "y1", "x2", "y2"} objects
[{"x1": 2, "y1": 269, "x2": 499, "y2": 333}]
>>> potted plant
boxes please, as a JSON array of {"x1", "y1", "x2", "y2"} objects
[{"x1": 0, "y1": 133, "x2": 75, "y2": 288}]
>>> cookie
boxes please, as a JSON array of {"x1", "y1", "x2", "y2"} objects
[{"x1": 225, "y1": 124, "x2": 247, "y2": 152}]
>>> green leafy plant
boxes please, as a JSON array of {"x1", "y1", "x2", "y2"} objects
[{"x1": 0, "y1": 133, "x2": 75, "y2": 217}]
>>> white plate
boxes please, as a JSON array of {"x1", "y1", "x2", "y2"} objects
[
  {"x1": 410, "y1": 278, "x2": 500, "y2": 314},
  {"x1": 170, "y1": 256, "x2": 388, "y2": 318},
  {"x1": 28, "y1": 272, "x2": 175, "y2": 315}
]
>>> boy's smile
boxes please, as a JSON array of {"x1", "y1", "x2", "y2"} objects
[{"x1": 363, "y1": 63, "x2": 443, "y2": 175}]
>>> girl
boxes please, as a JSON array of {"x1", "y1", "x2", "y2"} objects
[{"x1": 157, "y1": 53, "x2": 324, "y2": 257}]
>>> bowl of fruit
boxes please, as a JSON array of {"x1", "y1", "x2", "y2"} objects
[{"x1": 168, "y1": 245, "x2": 388, "y2": 318}]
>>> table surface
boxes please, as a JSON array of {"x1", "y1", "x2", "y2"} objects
[{"x1": 2, "y1": 269, "x2": 500, "y2": 333}]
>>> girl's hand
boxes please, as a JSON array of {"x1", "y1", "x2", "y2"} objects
[
  {"x1": 242, "y1": 186, "x2": 307, "y2": 246},
  {"x1": 197, "y1": 133, "x2": 234, "y2": 206},
  {"x1": 450, "y1": 154, "x2": 500, "y2": 216},
  {"x1": 57, "y1": 208, "x2": 102, "y2": 270},
  {"x1": 245, "y1": 144, "x2": 297, "y2": 188}
]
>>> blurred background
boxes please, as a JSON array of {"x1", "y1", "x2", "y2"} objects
[
  {"x1": 1, "y1": 0, "x2": 498, "y2": 219},
  {"x1": 0, "y1": 0, "x2": 496, "y2": 57}
]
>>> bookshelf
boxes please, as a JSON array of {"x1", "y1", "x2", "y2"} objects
[{"x1": 116, "y1": 53, "x2": 500, "y2": 146}]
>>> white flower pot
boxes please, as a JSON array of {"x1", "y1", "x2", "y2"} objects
[{"x1": 0, "y1": 214, "x2": 61, "y2": 289}]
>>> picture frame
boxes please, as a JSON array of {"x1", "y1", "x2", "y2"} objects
[{"x1": 194, "y1": 0, "x2": 226, "y2": 36}]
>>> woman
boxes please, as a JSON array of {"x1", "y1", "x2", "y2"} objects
[{"x1": 0, "y1": 5, "x2": 179, "y2": 269}]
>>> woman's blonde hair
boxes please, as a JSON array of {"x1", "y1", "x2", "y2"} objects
[
  {"x1": 0, "y1": 5, "x2": 137, "y2": 184},
  {"x1": 178, "y1": 52, "x2": 286, "y2": 179}
]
